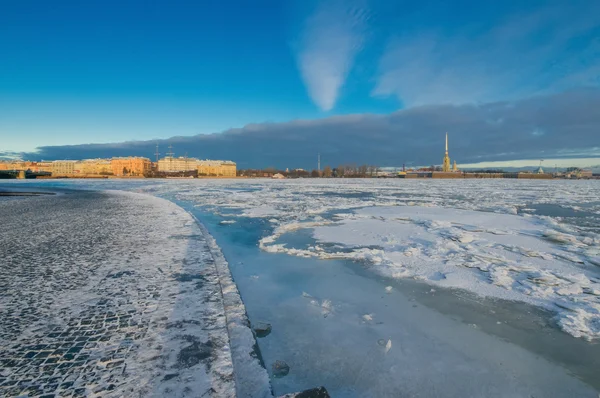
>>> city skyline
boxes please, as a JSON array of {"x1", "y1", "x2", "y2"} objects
[
  {"x1": 2, "y1": 146, "x2": 598, "y2": 173},
  {"x1": 1, "y1": 1, "x2": 599, "y2": 169}
]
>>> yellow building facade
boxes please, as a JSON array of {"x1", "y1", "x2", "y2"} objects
[
  {"x1": 197, "y1": 160, "x2": 237, "y2": 177},
  {"x1": 157, "y1": 156, "x2": 199, "y2": 172},
  {"x1": 33, "y1": 162, "x2": 54, "y2": 173},
  {"x1": 111, "y1": 157, "x2": 152, "y2": 176},
  {"x1": 75, "y1": 159, "x2": 113, "y2": 175},
  {"x1": 0, "y1": 161, "x2": 56, "y2": 173},
  {"x1": 0, "y1": 161, "x2": 23, "y2": 170},
  {"x1": 52, "y1": 160, "x2": 77, "y2": 175}
]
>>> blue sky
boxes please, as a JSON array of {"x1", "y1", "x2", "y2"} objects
[{"x1": 1, "y1": 0, "x2": 599, "y2": 168}]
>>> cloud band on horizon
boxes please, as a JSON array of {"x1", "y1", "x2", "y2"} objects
[{"x1": 9, "y1": 88, "x2": 600, "y2": 170}]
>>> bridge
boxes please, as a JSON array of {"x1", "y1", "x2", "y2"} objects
[{"x1": 0, "y1": 170, "x2": 51, "y2": 179}]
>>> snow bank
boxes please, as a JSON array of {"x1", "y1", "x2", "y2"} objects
[{"x1": 0, "y1": 190, "x2": 238, "y2": 397}]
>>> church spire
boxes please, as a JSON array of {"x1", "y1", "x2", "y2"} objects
[
  {"x1": 442, "y1": 133, "x2": 451, "y2": 172},
  {"x1": 445, "y1": 133, "x2": 448, "y2": 154}
]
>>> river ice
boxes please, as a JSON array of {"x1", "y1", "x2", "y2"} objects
[
  {"x1": 161, "y1": 179, "x2": 600, "y2": 340},
  {"x1": 291, "y1": 206, "x2": 600, "y2": 340}
]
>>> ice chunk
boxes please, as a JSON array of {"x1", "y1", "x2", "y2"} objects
[{"x1": 384, "y1": 339, "x2": 392, "y2": 354}]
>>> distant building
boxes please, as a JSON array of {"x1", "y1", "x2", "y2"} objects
[
  {"x1": 0, "y1": 161, "x2": 22, "y2": 171},
  {"x1": 579, "y1": 170, "x2": 593, "y2": 178},
  {"x1": 157, "y1": 156, "x2": 199, "y2": 173},
  {"x1": 111, "y1": 157, "x2": 151, "y2": 176},
  {"x1": 75, "y1": 159, "x2": 113, "y2": 175},
  {"x1": 561, "y1": 168, "x2": 594, "y2": 179},
  {"x1": 52, "y1": 160, "x2": 77, "y2": 175},
  {"x1": 157, "y1": 155, "x2": 237, "y2": 176},
  {"x1": 197, "y1": 160, "x2": 236, "y2": 177},
  {"x1": 0, "y1": 160, "x2": 53, "y2": 173},
  {"x1": 32, "y1": 161, "x2": 53, "y2": 173}
]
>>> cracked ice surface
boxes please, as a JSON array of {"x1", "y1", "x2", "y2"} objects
[
  {"x1": 137, "y1": 178, "x2": 600, "y2": 340},
  {"x1": 0, "y1": 190, "x2": 244, "y2": 397},
  {"x1": 4, "y1": 178, "x2": 600, "y2": 341},
  {"x1": 309, "y1": 206, "x2": 600, "y2": 340}
]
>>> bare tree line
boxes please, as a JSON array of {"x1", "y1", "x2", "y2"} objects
[
  {"x1": 332, "y1": 164, "x2": 382, "y2": 178},
  {"x1": 239, "y1": 164, "x2": 383, "y2": 178}
]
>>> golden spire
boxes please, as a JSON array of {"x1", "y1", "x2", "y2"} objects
[
  {"x1": 442, "y1": 132, "x2": 451, "y2": 172},
  {"x1": 445, "y1": 133, "x2": 448, "y2": 154}
]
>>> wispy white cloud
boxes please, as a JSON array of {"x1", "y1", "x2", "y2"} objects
[
  {"x1": 296, "y1": 1, "x2": 368, "y2": 111},
  {"x1": 373, "y1": 3, "x2": 600, "y2": 106}
]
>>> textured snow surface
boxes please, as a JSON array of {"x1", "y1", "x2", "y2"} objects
[
  {"x1": 309, "y1": 206, "x2": 600, "y2": 340},
  {"x1": 0, "y1": 190, "x2": 266, "y2": 397},
  {"x1": 151, "y1": 178, "x2": 599, "y2": 341},
  {"x1": 12, "y1": 178, "x2": 599, "y2": 340}
]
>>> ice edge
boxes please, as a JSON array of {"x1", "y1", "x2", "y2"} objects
[{"x1": 189, "y1": 211, "x2": 274, "y2": 398}]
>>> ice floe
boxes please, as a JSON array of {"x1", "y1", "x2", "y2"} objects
[{"x1": 277, "y1": 206, "x2": 600, "y2": 340}]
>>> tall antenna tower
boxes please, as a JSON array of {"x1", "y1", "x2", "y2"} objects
[
  {"x1": 154, "y1": 143, "x2": 160, "y2": 163},
  {"x1": 167, "y1": 144, "x2": 174, "y2": 158},
  {"x1": 318, "y1": 153, "x2": 321, "y2": 172}
]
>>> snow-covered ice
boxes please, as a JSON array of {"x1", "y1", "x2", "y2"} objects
[
  {"x1": 157, "y1": 178, "x2": 600, "y2": 341},
  {"x1": 6, "y1": 178, "x2": 600, "y2": 341},
  {"x1": 303, "y1": 206, "x2": 600, "y2": 340}
]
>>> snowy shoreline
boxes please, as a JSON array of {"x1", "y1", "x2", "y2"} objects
[
  {"x1": 0, "y1": 189, "x2": 271, "y2": 397},
  {"x1": 186, "y1": 210, "x2": 272, "y2": 398}
]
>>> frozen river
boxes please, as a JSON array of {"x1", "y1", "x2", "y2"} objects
[{"x1": 2, "y1": 178, "x2": 599, "y2": 397}]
